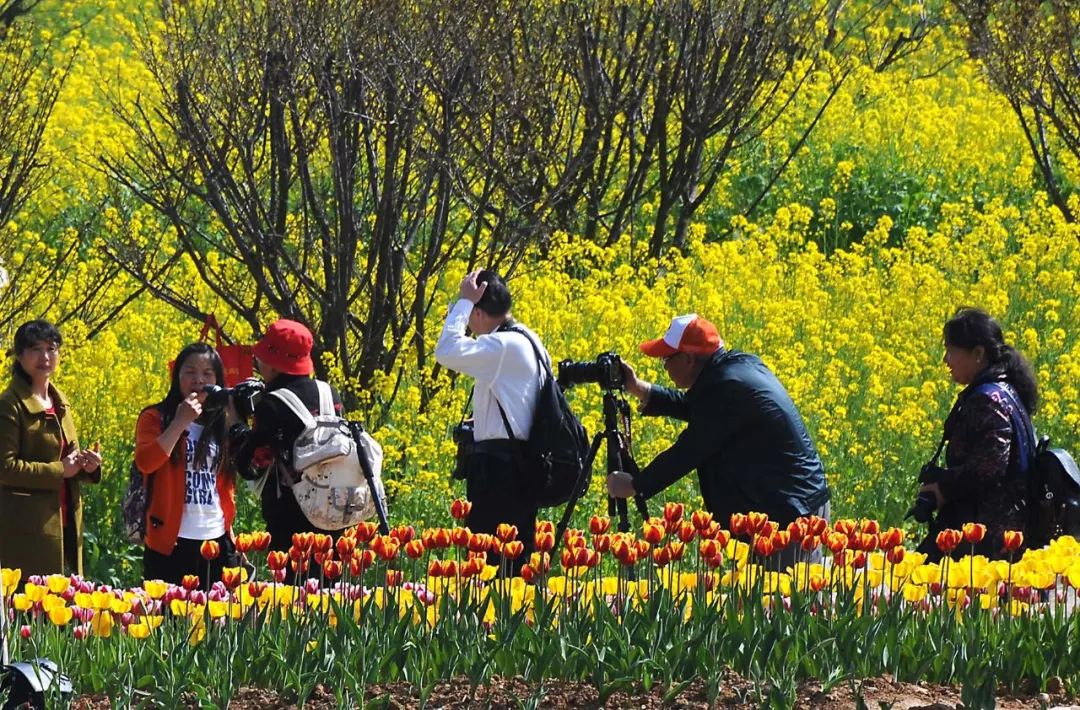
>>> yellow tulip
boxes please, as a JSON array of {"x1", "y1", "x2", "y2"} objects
[
  {"x1": 110, "y1": 599, "x2": 132, "y2": 615},
  {"x1": 127, "y1": 622, "x2": 151, "y2": 639},
  {"x1": 91, "y1": 611, "x2": 114, "y2": 638},
  {"x1": 902, "y1": 584, "x2": 927, "y2": 603},
  {"x1": 23, "y1": 584, "x2": 45, "y2": 603},
  {"x1": 1, "y1": 568, "x2": 21, "y2": 597},
  {"x1": 45, "y1": 575, "x2": 69, "y2": 595},
  {"x1": 91, "y1": 590, "x2": 113, "y2": 611},
  {"x1": 48, "y1": 606, "x2": 74, "y2": 626},
  {"x1": 12, "y1": 594, "x2": 32, "y2": 612},
  {"x1": 40, "y1": 595, "x2": 66, "y2": 613},
  {"x1": 142, "y1": 580, "x2": 168, "y2": 599}
]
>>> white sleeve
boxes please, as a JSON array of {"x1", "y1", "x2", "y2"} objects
[{"x1": 434, "y1": 299, "x2": 506, "y2": 382}]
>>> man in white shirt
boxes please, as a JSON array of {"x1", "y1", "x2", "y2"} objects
[{"x1": 435, "y1": 270, "x2": 548, "y2": 571}]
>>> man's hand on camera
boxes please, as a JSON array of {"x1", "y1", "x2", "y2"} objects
[
  {"x1": 620, "y1": 361, "x2": 651, "y2": 405},
  {"x1": 918, "y1": 482, "x2": 944, "y2": 509},
  {"x1": 607, "y1": 471, "x2": 637, "y2": 498},
  {"x1": 459, "y1": 270, "x2": 488, "y2": 304}
]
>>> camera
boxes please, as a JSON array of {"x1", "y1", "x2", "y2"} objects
[
  {"x1": 904, "y1": 463, "x2": 943, "y2": 523},
  {"x1": 558, "y1": 352, "x2": 624, "y2": 390},
  {"x1": 203, "y1": 379, "x2": 265, "y2": 420},
  {"x1": 451, "y1": 419, "x2": 475, "y2": 480}
]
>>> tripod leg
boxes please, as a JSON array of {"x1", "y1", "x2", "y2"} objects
[{"x1": 554, "y1": 432, "x2": 605, "y2": 549}]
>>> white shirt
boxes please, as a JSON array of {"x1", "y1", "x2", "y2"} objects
[
  {"x1": 177, "y1": 422, "x2": 226, "y2": 541},
  {"x1": 435, "y1": 299, "x2": 549, "y2": 441}
]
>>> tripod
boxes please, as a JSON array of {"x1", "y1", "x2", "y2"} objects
[{"x1": 555, "y1": 388, "x2": 650, "y2": 545}]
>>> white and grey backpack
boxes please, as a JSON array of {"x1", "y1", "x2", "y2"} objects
[{"x1": 270, "y1": 381, "x2": 387, "y2": 530}]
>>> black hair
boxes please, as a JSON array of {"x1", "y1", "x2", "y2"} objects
[
  {"x1": 474, "y1": 270, "x2": 512, "y2": 317},
  {"x1": 11, "y1": 320, "x2": 62, "y2": 383},
  {"x1": 156, "y1": 342, "x2": 227, "y2": 468},
  {"x1": 944, "y1": 307, "x2": 1038, "y2": 414}
]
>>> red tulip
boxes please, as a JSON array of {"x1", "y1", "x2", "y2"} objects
[
  {"x1": 879, "y1": 527, "x2": 904, "y2": 550},
  {"x1": 323, "y1": 560, "x2": 343, "y2": 580},
  {"x1": 753, "y1": 536, "x2": 775, "y2": 557},
  {"x1": 354, "y1": 522, "x2": 378, "y2": 543},
  {"x1": 450, "y1": 498, "x2": 472, "y2": 520},
  {"x1": 267, "y1": 551, "x2": 289, "y2": 571},
  {"x1": 502, "y1": 540, "x2": 525, "y2": 560},
  {"x1": 663, "y1": 502, "x2": 684, "y2": 525},
  {"x1": 534, "y1": 531, "x2": 555, "y2": 553},
  {"x1": 936, "y1": 529, "x2": 962, "y2": 554},
  {"x1": 451, "y1": 527, "x2": 471, "y2": 547},
  {"x1": 221, "y1": 567, "x2": 244, "y2": 590},
  {"x1": 589, "y1": 516, "x2": 611, "y2": 535},
  {"x1": 642, "y1": 521, "x2": 665, "y2": 545},
  {"x1": 390, "y1": 525, "x2": 416, "y2": 544},
  {"x1": 691, "y1": 510, "x2": 713, "y2": 531},
  {"x1": 235, "y1": 533, "x2": 254, "y2": 554},
  {"x1": 860, "y1": 519, "x2": 880, "y2": 535},
  {"x1": 495, "y1": 524, "x2": 518, "y2": 543},
  {"x1": 253, "y1": 531, "x2": 272, "y2": 551},
  {"x1": 729, "y1": 513, "x2": 749, "y2": 536},
  {"x1": 676, "y1": 521, "x2": 697, "y2": 543},
  {"x1": 313, "y1": 533, "x2": 333, "y2": 553},
  {"x1": 404, "y1": 540, "x2": 425, "y2": 559},
  {"x1": 200, "y1": 540, "x2": 220, "y2": 561},
  {"x1": 770, "y1": 530, "x2": 791, "y2": 552},
  {"x1": 593, "y1": 534, "x2": 612, "y2": 553},
  {"x1": 747, "y1": 512, "x2": 769, "y2": 534},
  {"x1": 292, "y1": 532, "x2": 315, "y2": 551},
  {"x1": 336, "y1": 536, "x2": 357, "y2": 560},
  {"x1": 1002, "y1": 530, "x2": 1024, "y2": 552},
  {"x1": 182, "y1": 574, "x2": 200, "y2": 591},
  {"x1": 886, "y1": 546, "x2": 905, "y2": 565},
  {"x1": 962, "y1": 522, "x2": 987, "y2": 545},
  {"x1": 833, "y1": 519, "x2": 857, "y2": 536}
]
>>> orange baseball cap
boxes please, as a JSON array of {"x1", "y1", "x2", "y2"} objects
[{"x1": 640, "y1": 314, "x2": 723, "y2": 357}]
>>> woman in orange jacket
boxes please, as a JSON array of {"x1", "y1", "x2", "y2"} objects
[{"x1": 135, "y1": 342, "x2": 239, "y2": 585}]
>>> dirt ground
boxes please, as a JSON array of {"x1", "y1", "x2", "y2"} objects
[{"x1": 65, "y1": 672, "x2": 1079, "y2": 708}]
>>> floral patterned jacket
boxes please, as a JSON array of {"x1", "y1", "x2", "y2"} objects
[{"x1": 919, "y1": 371, "x2": 1033, "y2": 561}]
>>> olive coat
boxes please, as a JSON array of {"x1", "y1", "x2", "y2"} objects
[{"x1": 0, "y1": 374, "x2": 100, "y2": 577}]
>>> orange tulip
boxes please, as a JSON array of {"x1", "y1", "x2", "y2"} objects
[
  {"x1": 451, "y1": 527, "x2": 471, "y2": 547},
  {"x1": 336, "y1": 536, "x2": 357, "y2": 560},
  {"x1": 729, "y1": 513, "x2": 749, "y2": 536},
  {"x1": 886, "y1": 546, "x2": 905, "y2": 565},
  {"x1": 253, "y1": 531, "x2": 272, "y2": 551},
  {"x1": 468, "y1": 533, "x2": 494, "y2": 553},
  {"x1": 450, "y1": 498, "x2": 472, "y2": 520},
  {"x1": 753, "y1": 536, "x2": 774, "y2": 557},
  {"x1": 676, "y1": 521, "x2": 696, "y2": 543},
  {"x1": 651, "y1": 546, "x2": 672, "y2": 567},
  {"x1": 642, "y1": 521, "x2": 665, "y2": 545},
  {"x1": 801, "y1": 534, "x2": 820, "y2": 553},
  {"x1": 962, "y1": 522, "x2": 987, "y2": 545},
  {"x1": 770, "y1": 530, "x2": 791, "y2": 551},
  {"x1": 832, "y1": 519, "x2": 857, "y2": 536},
  {"x1": 221, "y1": 567, "x2": 244, "y2": 590},
  {"x1": 714, "y1": 529, "x2": 730, "y2": 549},
  {"x1": 354, "y1": 522, "x2": 378, "y2": 543},
  {"x1": 786, "y1": 521, "x2": 807, "y2": 543},
  {"x1": 700, "y1": 520, "x2": 722, "y2": 540},
  {"x1": 521, "y1": 564, "x2": 538, "y2": 583},
  {"x1": 182, "y1": 574, "x2": 200, "y2": 591},
  {"x1": 806, "y1": 515, "x2": 829, "y2": 536},
  {"x1": 385, "y1": 569, "x2": 403, "y2": 587},
  {"x1": 292, "y1": 532, "x2": 315, "y2": 551},
  {"x1": 936, "y1": 529, "x2": 962, "y2": 554},
  {"x1": 589, "y1": 516, "x2": 611, "y2": 535},
  {"x1": 200, "y1": 540, "x2": 220, "y2": 561},
  {"x1": 860, "y1": 519, "x2": 880, "y2": 535},
  {"x1": 267, "y1": 550, "x2": 289, "y2": 571},
  {"x1": 390, "y1": 525, "x2": 416, "y2": 544},
  {"x1": 425, "y1": 528, "x2": 452, "y2": 550},
  {"x1": 323, "y1": 560, "x2": 343, "y2": 580},
  {"x1": 371, "y1": 536, "x2": 400, "y2": 561},
  {"x1": 879, "y1": 527, "x2": 904, "y2": 550},
  {"x1": 535, "y1": 520, "x2": 555, "y2": 535},
  {"x1": 534, "y1": 531, "x2": 555, "y2": 553},
  {"x1": 593, "y1": 533, "x2": 612, "y2": 553},
  {"x1": 825, "y1": 532, "x2": 847, "y2": 555},
  {"x1": 663, "y1": 502, "x2": 684, "y2": 525},
  {"x1": 502, "y1": 540, "x2": 525, "y2": 560},
  {"x1": 290, "y1": 559, "x2": 309, "y2": 575},
  {"x1": 248, "y1": 581, "x2": 267, "y2": 598},
  {"x1": 404, "y1": 540, "x2": 425, "y2": 559},
  {"x1": 747, "y1": 511, "x2": 769, "y2": 534},
  {"x1": 313, "y1": 534, "x2": 334, "y2": 553},
  {"x1": 691, "y1": 510, "x2": 713, "y2": 531},
  {"x1": 495, "y1": 523, "x2": 518, "y2": 543},
  {"x1": 235, "y1": 533, "x2": 254, "y2": 554},
  {"x1": 1002, "y1": 530, "x2": 1024, "y2": 552}
]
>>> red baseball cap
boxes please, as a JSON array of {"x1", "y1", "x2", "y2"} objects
[
  {"x1": 253, "y1": 319, "x2": 315, "y2": 376},
  {"x1": 640, "y1": 314, "x2": 723, "y2": 357}
]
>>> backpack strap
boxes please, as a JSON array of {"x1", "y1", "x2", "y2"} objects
[
  {"x1": 491, "y1": 324, "x2": 550, "y2": 442},
  {"x1": 974, "y1": 381, "x2": 1037, "y2": 474},
  {"x1": 315, "y1": 380, "x2": 334, "y2": 417},
  {"x1": 270, "y1": 388, "x2": 317, "y2": 429}
]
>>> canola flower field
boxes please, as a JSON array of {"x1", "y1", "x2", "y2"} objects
[{"x1": 2, "y1": 0, "x2": 1080, "y2": 703}]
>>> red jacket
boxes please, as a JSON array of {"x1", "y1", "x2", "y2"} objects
[{"x1": 134, "y1": 407, "x2": 236, "y2": 555}]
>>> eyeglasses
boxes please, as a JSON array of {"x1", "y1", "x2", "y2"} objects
[{"x1": 661, "y1": 352, "x2": 682, "y2": 365}]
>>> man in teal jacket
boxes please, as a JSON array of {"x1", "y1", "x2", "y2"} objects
[{"x1": 607, "y1": 314, "x2": 830, "y2": 535}]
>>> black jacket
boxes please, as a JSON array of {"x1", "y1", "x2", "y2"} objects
[
  {"x1": 232, "y1": 374, "x2": 344, "y2": 547},
  {"x1": 636, "y1": 349, "x2": 829, "y2": 527}
]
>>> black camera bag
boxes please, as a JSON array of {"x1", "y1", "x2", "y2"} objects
[
  {"x1": 1027, "y1": 437, "x2": 1080, "y2": 548},
  {"x1": 495, "y1": 327, "x2": 591, "y2": 508}
]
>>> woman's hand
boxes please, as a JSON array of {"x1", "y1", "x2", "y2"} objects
[
  {"x1": 176, "y1": 392, "x2": 203, "y2": 426},
  {"x1": 77, "y1": 448, "x2": 102, "y2": 473},
  {"x1": 62, "y1": 448, "x2": 81, "y2": 478}
]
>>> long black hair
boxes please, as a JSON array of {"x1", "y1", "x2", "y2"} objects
[
  {"x1": 944, "y1": 307, "x2": 1038, "y2": 414},
  {"x1": 10, "y1": 320, "x2": 62, "y2": 384},
  {"x1": 156, "y1": 342, "x2": 227, "y2": 468}
]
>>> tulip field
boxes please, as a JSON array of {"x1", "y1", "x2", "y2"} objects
[{"x1": 5, "y1": 505, "x2": 1080, "y2": 707}]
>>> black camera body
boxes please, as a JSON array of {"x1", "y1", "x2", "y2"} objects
[
  {"x1": 905, "y1": 462, "x2": 943, "y2": 523},
  {"x1": 558, "y1": 352, "x2": 624, "y2": 390},
  {"x1": 202, "y1": 379, "x2": 265, "y2": 420},
  {"x1": 452, "y1": 419, "x2": 475, "y2": 480}
]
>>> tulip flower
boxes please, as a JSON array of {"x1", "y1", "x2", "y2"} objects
[
  {"x1": 221, "y1": 567, "x2": 245, "y2": 590},
  {"x1": 642, "y1": 521, "x2": 664, "y2": 545},
  {"x1": 371, "y1": 536, "x2": 400, "y2": 561},
  {"x1": 235, "y1": 533, "x2": 254, "y2": 554},
  {"x1": 48, "y1": 606, "x2": 73, "y2": 627},
  {"x1": 502, "y1": 540, "x2": 525, "y2": 560},
  {"x1": 390, "y1": 525, "x2": 416, "y2": 544},
  {"x1": 1002, "y1": 530, "x2": 1024, "y2": 552},
  {"x1": 651, "y1": 546, "x2": 672, "y2": 567},
  {"x1": 747, "y1": 511, "x2": 769, "y2": 534},
  {"x1": 182, "y1": 574, "x2": 201, "y2": 591},
  {"x1": 886, "y1": 546, "x2": 905, "y2": 565},
  {"x1": 336, "y1": 536, "x2": 357, "y2": 560},
  {"x1": 860, "y1": 519, "x2": 880, "y2": 535},
  {"x1": 691, "y1": 510, "x2": 713, "y2": 531},
  {"x1": 267, "y1": 551, "x2": 289, "y2": 571},
  {"x1": 451, "y1": 527, "x2": 471, "y2": 547},
  {"x1": 19, "y1": 625, "x2": 31, "y2": 639},
  {"x1": 770, "y1": 530, "x2": 791, "y2": 552},
  {"x1": 663, "y1": 502, "x2": 684, "y2": 525},
  {"x1": 534, "y1": 531, "x2": 555, "y2": 553},
  {"x1": 879, "y1": 527, "x2": 904, "y2": 550},
  {"x1": 698, "y1": 539, "x2": 721, "y2": 560},
  {"x1": 450, "y1": 498, "x2": 472, "y2": 520},
  {"x1": 495, "y1": 523, "x2": 518, "y2": 543},
  {"x1": 806, "y1": 515, "x2": 829, "y2": 536},
  {"x1": 292, "y1": 532, "x2": 315, "y2": 551},
  {"x1": 200, "y1": 540, "x2": 221, "y2": 560},
  {"x1": 467, "y1": 533, "x2": 494, "y2": 553},
  {"x1": 589, "y1": 516, "x2": 611, "y2": 535},
  {"x1": 833, "y1": 519, "x2": 857, "y2": 536},
  {"x1": 786, "y1": 520, "x2": 807, "y2": 543},
  {"x1": 313, "y1": 534, "x2": 334, "y2": 553},
  {"x1": 386, "y1": 570, "x2": 403, "y2": 587},
  {"x1": 962, "y1": 522, "x2": 987, "y2": 545},
  {"x1": 354, "y1": 522, "x2": 378, "y2": 543},
  {"x1": 593, "y1": 534, "x2": 612, "y2": 553},
  {"x1": 404, "y1": 540, "x2": 425, "y2": 559},
  {"x1": 936, "y1": 529, "x2": 962, "y2": 555},
  {"x1": 676, "y1": 521, "x2": 696, "y2": 543},
  {"x1": 253, "y1": 531, "x2": 272, "y2": 551},
  {"x1": 729, "y1": 513, "x2": 749, "y2": 536},
  {"x1": 753, "y1": 536, "x2": 775, "y2": 558}
]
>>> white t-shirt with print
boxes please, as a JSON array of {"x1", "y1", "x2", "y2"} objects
[{"x1": 177, "y1": 422, "x2": 226, "y2": 540}]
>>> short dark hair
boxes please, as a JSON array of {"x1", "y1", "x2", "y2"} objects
[
  {"x1": 11, "y1": 320, "x2": 62, "y2": 383},
  {"x1": 474, "y1": 270, "x2": 512, "y2": 317}
]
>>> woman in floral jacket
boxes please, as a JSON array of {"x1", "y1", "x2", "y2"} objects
[{"x1": 916, "y1": 308, "x2": 1038, "y2": 561}]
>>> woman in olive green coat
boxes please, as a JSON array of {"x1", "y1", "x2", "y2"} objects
[{"x1": 0, "y1": 320, "x2": 102, "y2": 577}]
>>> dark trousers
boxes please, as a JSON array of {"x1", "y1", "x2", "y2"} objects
[
  {"x1": 143, "y1": 533, "x2": 239, "y2": 589},
  {"x1": 465, "y1": 447, "x2": 538, "y2": 576}
]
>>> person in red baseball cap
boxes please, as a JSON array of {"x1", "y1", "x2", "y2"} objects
[
  {"x1": 609, "y1": 313, "x2": 831, "y2": 570},
  {"x1": 232, "y1": 319, "x2": 350, "y2": 564}
]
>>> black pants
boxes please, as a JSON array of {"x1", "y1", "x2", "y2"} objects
[
  {"x1": 143, "y1": 533, "x2": 239, "y2": 589},
  {"x1": 465, "y1": 447, "x2": 538, "y2": 576}
]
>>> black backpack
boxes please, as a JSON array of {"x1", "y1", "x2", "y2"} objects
[
  {"x1": 1027, "y1": 436, "x2": 1080, "y2": 547},
  {"x1": 495, "y1": 327, "x2": 591, "y2": 508}
]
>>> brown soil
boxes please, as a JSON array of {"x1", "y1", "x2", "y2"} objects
[{"x1": 68, "y1": 674, "x2": 1074, "y2": 708}]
